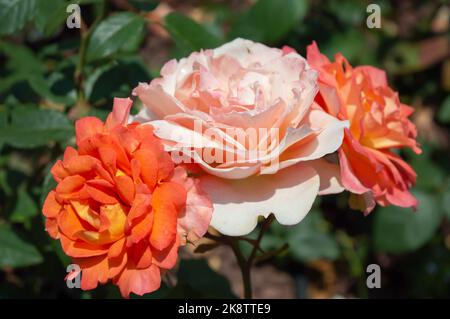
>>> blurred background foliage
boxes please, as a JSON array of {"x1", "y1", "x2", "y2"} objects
[{"x1": 0, "y1": 0, "x2": 450, "y2": 299}]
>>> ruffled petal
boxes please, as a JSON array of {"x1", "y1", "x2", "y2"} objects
[{"x1": 200, "y1": 163, "x2": 320, "y2": 236}]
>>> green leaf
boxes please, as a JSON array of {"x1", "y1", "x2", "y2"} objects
[
  {"x1": 384, "y1": 42, "x2": 421, "y2": 75},
  {"x1": 0, "y1": 0, "x2": 36, "y2": 36},
  {"x1": 0, "y1": 42, "x2": 71, "y2": 104},
  {"x1": 164, "y1": 12, "x2": 222, "y2": 54},
  {"x1": 128, "y1": 0, "x2": 158, "y2": 11},
  {"x1": 326, "y1": 0, "x2": 366, "y2": 26},
  {"x1": 229, "y1": 0, "x2": 309, "y2": 43},
  {"x1": 175, "y1": 259, "x2": 236, "y2": 298},
  {"x1": 84, "y1": 57, "x2": 151, "y2": 103},
  {"x1": 437, "y1": 95, "x2": 450, "y2": 124},
  {"x1": 0, "y1": 105, "x2": 6, "y2": 151},
  {"x1": 0, "y1": 41, "x2": 44, "y2": 75},
  {"x1": 374, "y1": 190, "x2": 442, "y2": 253},
  {"x1": 285, "y1": 211, "x2": 339, "y2": 262},
  {"x1": 0, "y1": 106, "x2": 74, "y2": 149},
  {"x1": 323, "y1": 29, "x2": 375, "y2": 65},
  {"x1": 86, "y1": 12, "x2": 146, "y2": 62},
  {"x1": 441, "y1": 180, "x2": 450, "y2": 221},
  {"x1": 40, "y1": 161, "x2": 57, "y2": 206},
  {"x1": 35, "y1": 0, "x2": 68, "y2": 37},
  {"x1": 0, "y1": 105, "x2": 6, "y2": 127},
  {"x1": 0, "y1": 224, "x2": 43, "y2": 268},
  {"x1": 10, "y1": 185, "x2": 38, "y2": 224},
  {"x1": 411, "y1": 156, "x2": 444, "y2": 191}
]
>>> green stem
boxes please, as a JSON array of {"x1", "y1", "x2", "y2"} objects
[
  {"x1": 230, "y1": 239, "x2": 252, "y2": 299},
  {"x1": 75, "y1": 33, "x2": 88, "y2": 102},
  {"x1": 205, "y1": 214, "x2": 275, "y2": 299},
  {"x1": 74, "y1": 1, "x2": 106, "y2": 103},
  {"x1": 248, "y1": 215, "x2": 274, "y2": 264}
]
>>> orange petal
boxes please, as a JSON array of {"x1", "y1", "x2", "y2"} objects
[
  {"x1": 60, "y1": 234, "x2": 108, "y2": 258},
  {"x1": 56, "y1": 175, "x2": 85, "y2": 195},
  {"x1": 74, "y1": 254, "x2": 109, "y2": 290},
  {"x1": 136, "y1": 125, "x2": 174, "y2": 182},
  {"x1": 130, "y1": 158, "x2": 141, "y2": 183},
  {"x1": 108, "y1": 248, "x2": 127, "y2": 279},
  {"x1": 63, "y1": 146, "x2": 78, "y2": 162},
  {"x1": 127, "y1": 240, "x2": 153, "y2": 269},
  {"x1": 86, "y1": 178, "x2": 114, "y2": 189},
  {"x1": 156, "y1": 150, "x2": 175, "y2": 182},
  {"x1": 93, "y1": 163, "x2": 115, "y2": 185},
  {"x1": 50, "y1": 160, "x2": 69, "y2": 182},
  {"x1": 86, "y1": 184, "x2": 118, "y2": 204},
  {"x1": 94, "y1": 134, "x2": 130, "y2": 174},
  {"x1": 150, "y1": 182, "x2": 185, "y2": 250},
  {"x1": 127, "y1": 193, "x2": 151, "y2": 225},
  {"x1": 98, "y1": 203, "x2": 127, "y2": 238},
  {"x1": 45, "y1": 218, "x2": 59, "y2": 239},
  {"x1": 70, "y1": 200, "x2": 100, "y2": 229},
  {"x1": 64, "y1": 155, "x2": 98, "y2": 176},
  {"x1": 43, "y1": 191, "x2": 62, "y2": 218},
  {"x1": 75, "y1": 117, "x2": 104, "y2": 144},
  {"x1": 127, "y1": 213, "x2": 153, "y2": 246},
  {"x1": 133, "y1": 148, "x2": 158, "y2": 190},
  {"x1": 98, "y1": 147, "x2": 117, "y2": 176},
  {"x1": 58, "y1": 205, "x2": 85, "y2": 240},
  {"x1": 114, "y1": 126, "x2": 141, "y2": 156},
  {"x1": 152, "y1": 235, "x2": 179, "y2": 269},
  {"x1": 115, "y1": 175, "x2": 135, "y2": 205},
  {"x1": 105, "y1": 97, "x2": 133, "y2": 129},
  {"x1": 108, "y1": 237, "x2": 126, "y2": 259},
  {"x1": 155, "y1": 182, "x2": 187, "y2": 210},
  {"x1": 114, "y1": 264, "x2": 161, "y2": 298}
]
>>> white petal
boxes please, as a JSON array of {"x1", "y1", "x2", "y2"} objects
[
  {"x1": 132, "y1": 83, "x2": 186, "y2": 118},
  {"x1": 200, "y1": 163, "x2": 320, "y2": 236},
  {"x1": 180, "y1": 148, "x2": 262, "y2": 179},
  {"x1": 310, "y1": 158, "x2": 345, "y2": 195},
  {"x1": 267, "y1": 110, "x2": 348, "y2": 173},
  {"x1": 296, "y1": 109, "x2": 348, "y2": 161},
  {"x1": 149, "y1": 120, "x2": 220, "y2": 149}
]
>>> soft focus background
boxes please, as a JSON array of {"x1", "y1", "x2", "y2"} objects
[{"x1": 1, "y1": 0, "x2": 450, "y2": 299}]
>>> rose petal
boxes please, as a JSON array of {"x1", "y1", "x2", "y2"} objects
[{"x1": 200, "y1": 163, "x2": 320, "y2": 236}]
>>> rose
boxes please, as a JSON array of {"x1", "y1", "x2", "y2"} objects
[
  {"x1": 42, "y1": 98, "x2": 212, "y2": 297},
  {"x1": 133, "y1": 38, "x2": 348, "y2": 235},
  {"x1": 306, "y1": 42, "x2": 421, "y2": 213}
]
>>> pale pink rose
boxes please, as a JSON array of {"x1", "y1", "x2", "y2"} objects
[{"x1": 133, "y1": 38, "x2": 347, "y2": 236}]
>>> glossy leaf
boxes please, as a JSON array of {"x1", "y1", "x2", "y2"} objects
[
  {"x1": 0, "y1": 0, "x2": 36, "y2": 35},
  {"x1": 229, "y1": 0, "x2": 309, "y2": 43},
  {"x1": 164, "y1": 12, "x2": 222, "y2": 54},
  {"x1": 0, "y1": 106, "x2": 73, "y2": 149},
  {"x1": 86, "y1": 12, "x2": 146, "y2": 62},
  {"x1": 34, "y1": 0, "x2": 68, "y2": 36},
  {"x1": 286, "y1": 211, "x2": 340, "y2": 262},
  {"x1": 10, "y1": 185, "x2": 38, "y2": 223},
  {"x1": 437, "y1": 95, "x2": 450, "y2": 124},
  {"x1": 0, "y1": 224, "x2": 43, "y2": 268},
  {"x1": 374, "y1": 190, "x2": 442, "y2": 253}
]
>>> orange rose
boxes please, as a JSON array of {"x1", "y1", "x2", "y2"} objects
[
  {"x1": 42, "y1": 98, "x2": 212, "y2": 297},
  {"x1": 306, "y1": 42, "x2": 421, "y2": 213}
]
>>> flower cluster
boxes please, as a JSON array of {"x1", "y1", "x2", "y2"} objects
[{"x1": 42, "y1": 39, "x2": 420, "y2": 297}]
